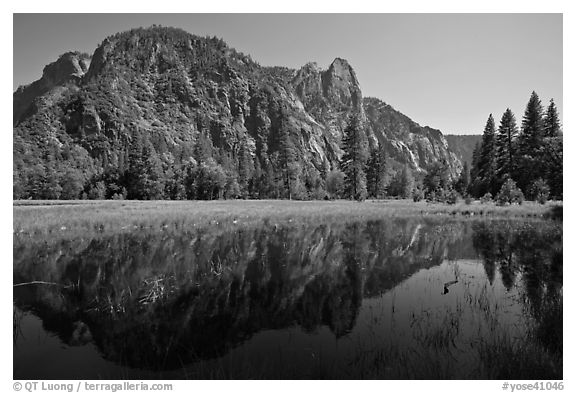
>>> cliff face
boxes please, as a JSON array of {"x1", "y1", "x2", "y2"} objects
[
  {"x1": 363, "y1": 97, "x2": 462, "y2": 175},
  {"x1": 13, "y1": 26, "x2": 462, "y2": 199}
]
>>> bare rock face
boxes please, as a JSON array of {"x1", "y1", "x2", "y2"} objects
[
  {"x1": 13, "y1": 52, "x2": 90, "y2": 126},
  {"x1": 13, "y1": 26, "x2": 463, "y2": 196},
  {"x1": 322, "y1": 58, "x2": 362, "y2": 111},
  {"x1": 290, "y1": 60, "x2": 459, "y2": 177},
  {"x1": 42, "y1": 52, "x2": 90, "y2": 85},
  {"x1": 363, "y1": 97, "x2": 462, "y2": 177},
  {"x1": 291, "y1": 58, "x2": 367, "y2": 146}
]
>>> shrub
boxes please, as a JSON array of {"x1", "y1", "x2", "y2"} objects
[
  {"x1": 480, "y1": 192, "x2": 492, "y2": 204},
  {"x1": 464, "y1": 195, "x2": 473, "y2": 205},
  {"x1": 111, "y1": 187, "x2": 128, "y2": 200},
  {"x1": 496, "y1": 179, "x2": 524, "y2": 206},
  {"x1": 326, "y1": 170, "x2": 345, "y2": 199},
  {"x1": 309, "y1": 187, "x2": 326, "y2": 200},
  {"x1": 436, "y1": 189, "x2": 447, "y2": 203},
  {"x1": 528, "y1": 178, "x2": 550, "y2": 204},
  {"x1": 513, "y1": 191, "x2": 525, "y2": 205},
  {"x1": 290, "y1": 178, "x2": 309, "y2": 201},
  {"x1": 413, "y1": 187, "x2": 425, "y2": 202},
  {"x1": 87, "y1": 181, "x2": 106, "y2": 200},
  {"x1": 446, "y1": 189, "x2": 459, "y2": 205},
  {"x1": 426, "y1": 188, "x2": 455, "y2": 203},
  {"x1": 425, "y1": 190, "x2": 436, "y2": 203}
]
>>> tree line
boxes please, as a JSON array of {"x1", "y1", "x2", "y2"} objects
[
  {"x1": 13, "y1": 111, "x2": 418, "y2": 201},
  {"x1": 468, "y1": 92, "x2": 562, "y2": 203},
  {"x1": 332, "y1": 91, "x2": 562, "y2": 204},
  {"x1": 334, "y1": 113, "x2": 457, "y2": 202},
  {"x1": 13, "y1": 92, "x2": 561, "y2": 203}
]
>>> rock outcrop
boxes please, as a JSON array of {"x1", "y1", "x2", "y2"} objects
[
  {"x1": 13, "y1": 51, "x2": 90, "y2": 126},
  {"x1": 13, "y1": 26, "x2": 462, "y2": 199}
]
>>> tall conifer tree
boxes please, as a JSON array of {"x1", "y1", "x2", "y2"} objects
[
  {"x1": 477, "y1": 114, "x2": 497, "y2": 195},
  {"x1": 468, "y1": 142, "x2": 481, "y2": 196},
  {"x1": 519, "y1": 91, "x2": 545, "y2": 154},
  {"x1": 366, "y1": 144, "x2": 387, "y2": 198},
  {"x1": 543, "y1": 99, "x2": 561, "y2": 137},
  {"x1": 341, "y1": 114, "x2": 368, "y2": 201},
  {"x1": 516, "y1": 92, "x2": 545, "y2": 191},
  {"x1": 495, "y1": 108, "x2": 518, "y2": 185},
  {"x1": 277, "y1": 118, "x2": 297, "y2": 200}
]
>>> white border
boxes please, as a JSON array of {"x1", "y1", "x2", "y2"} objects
[{"x1": 3, "y1": 2, "x2": 572, "y2": 391}]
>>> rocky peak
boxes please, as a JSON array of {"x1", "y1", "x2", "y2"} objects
[
  {"x1": 41, "y1": 52, "x2": 90, "y2": 86},
  {"x1": 85, "y1": 26, "x2": 246, "y2": 81},
  {"x1": 321, "y1": 58, "x2": 362, "y2": 111},
  {"x1": 13, "y1": 51, "x2": 90, "y2": 126},
  {"x1": 292, "y1": 62, "x2": 323, "y2": 100},
  {"x1": 325, "y1": 58, "x2": 359, "y2": 86},
  {"x1": 291, "y1": 58, "x2": 363, "y2": 113},
  {"x1": 301, "y1": 62, "x2": 321, "y2": 73}
]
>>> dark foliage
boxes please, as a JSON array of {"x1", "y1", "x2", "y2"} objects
[
  {"x1": 469, "y1": 92, "x2": 562, "y2": 200},
  {"x1": 366, "y1": 145, "x2": 388, "y2": 198},
  {"x1": 341, "y1": 114, "x2": 368, "y2": 201}
]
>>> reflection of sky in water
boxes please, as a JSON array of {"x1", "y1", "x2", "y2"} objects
[{"x1": 13, "y1": 219, "x2": 562, "y2": 379}]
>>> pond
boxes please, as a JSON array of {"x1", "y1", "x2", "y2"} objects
[{"x1": 13, "y1": 218, "x2": 562, "y2": 379}]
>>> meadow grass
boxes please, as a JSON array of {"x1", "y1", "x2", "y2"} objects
[{"x1": 13, "y1": 199, "x2": 561, "y2": 237}]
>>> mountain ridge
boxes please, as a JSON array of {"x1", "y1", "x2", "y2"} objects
[{"x1": 13, "y1": 26, "x2": 462, "y2": 200}]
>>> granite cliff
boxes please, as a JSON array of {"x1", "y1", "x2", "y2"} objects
[{"x1": 13, "y1": 26, "x2": 462, "y2": 199}]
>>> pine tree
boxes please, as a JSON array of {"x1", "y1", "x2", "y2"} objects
[
  {"x1": 341, "y1": 114, "x2": 368, "y2": 201},
  {"x1": 518, "y1": 91, "x2": 545, "y2": 155},
  {"x1": 398, "y1": 166, "x2": 414, "y2": 199},
  {"x1": 366, "y1": 145, "x2": 387, "y2": 198},
  {"x1": 455, "y1": 161, "x2": 470, "y2": 195},
  {"x1": 142, "y1": 142, "x2": 165, "y2": 199},
  {"x1": 516, "y1": 92, "x2": 545, "y2": 192},
  {"x1": 542, "y1": 137, "x2": 563, "y2": 199},
  {"x1": 194, "y1": 131, "x2": 213, "y2": 164},
  {"x1": 477, "y1": 114, "x2": 497, "y2": 195},
  {"x1": 237, "y1": 141, "x2": 254, "y2": 198},
  {"x1": 495, "y1": 108, "x2": 518, "y2": 186},
  {"x1": 125, "y1": 133, "x2": 147, "y2": 199},
  {"x1": 249, "y1": 159, "x2": 263, "y2": 198},
  {"x1": 542, "y1": 97, "x2": 562, "y2": 200},
  {"x1": 468, "y1": 142, "x2": 481, "y2": 196},
  {"x1": 277, "y1": 120, "x2": 298, "y2": 200},
  {"x1": 124, "y1": 133, "x2": 165, "y2": 200},
  {"x1": 543, "y1": 99, "x2": 561, "y2": 137}
]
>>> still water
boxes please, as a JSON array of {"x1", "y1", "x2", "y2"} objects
[{"x1": 13, "y1": 218, "x2": 562, "y2": 379}]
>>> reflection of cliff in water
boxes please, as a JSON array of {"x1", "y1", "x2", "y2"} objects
[{"x1": 13, "y1": 219, "x2": 470, "y2": 371}]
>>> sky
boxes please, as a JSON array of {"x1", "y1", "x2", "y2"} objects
[{"x1": 13, "y1": 13, "x2": 562, "y2": 135}]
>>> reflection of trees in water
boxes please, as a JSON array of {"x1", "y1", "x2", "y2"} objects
[
  {"x1": 14, "y1": 218, "x2": 529, "y2": 371},
  {"x1": 471, "y1": 221, "x2": 562, "y2": 353}
]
